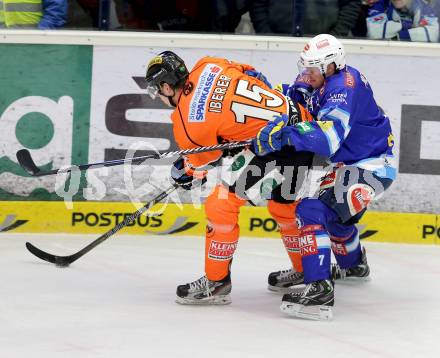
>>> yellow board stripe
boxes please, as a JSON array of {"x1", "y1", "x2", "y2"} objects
[{"x1": 0, "y1": 201, "x2": 438, "y2": 245}]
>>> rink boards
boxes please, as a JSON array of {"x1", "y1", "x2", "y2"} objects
[
  {"x1": 1, "y1": 32, "x2": 440, "y2": 214},
  {"x1": 0, "y1": 201, "x2": 438, "y2": 245},
  {"x1": 1, "y1": 32, "x2": 439, "y2": 246}
]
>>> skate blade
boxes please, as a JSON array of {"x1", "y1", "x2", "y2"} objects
[
  {"x1": 268, "y1": 284, "x2": 305, "y2": 294},
  {"x1": 337, "y1": 276, "x2": 371, "y2": 284},
  {"x1": 280, "y1": 302, "x2": 333, "y2": 321},
  {"x1": 175, "y1": 294, "x2": 232, "y2": 306}
]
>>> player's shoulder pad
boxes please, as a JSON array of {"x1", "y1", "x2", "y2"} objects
[
  {"x1": 193, "y1": 56, "x2": 226, "y2": 69},
  {"x1": 325, "y1": 68, "x2": 359, "y2": 93}
]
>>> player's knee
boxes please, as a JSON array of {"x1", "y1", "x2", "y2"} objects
[
  {"x1": 327, "y1": 221, "x2": 356, "y2": 240},
  {"x1": 296, "y1": 198, "x2": 334, "y2": 227},
  {"x1": 205, "y1": 186, "x2": 243, "y2": 226},
  {"x1": 206, "y1": 221, "x2": 238, "y2": 235},
  {"x1": 205, "y1": 201, "x2": 239, "y2": 226},
  {"x1": 268, "y1": 200, "x2": 298, "y2": 231},
  {"x1": 266, "y1": 199, "x2": 281, "y2": 216},
  {"x1": 267, "y1": 200, "x2": 295, "y2": 218},
  {"x1": 206, "y1": 200, "x2": 236, "y2": 224}
]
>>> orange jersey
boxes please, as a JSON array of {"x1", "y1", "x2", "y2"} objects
[{"x1": 171, "y1": 57, "x2": 292, "y2": 169}]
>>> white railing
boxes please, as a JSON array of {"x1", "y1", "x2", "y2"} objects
[{"x1": 1, "y1": 29, "x2": 440, "y2": 57}]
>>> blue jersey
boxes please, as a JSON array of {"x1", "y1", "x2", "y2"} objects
[{"x1": 281, "y1": 66, "x2": 396, "y2": 180}]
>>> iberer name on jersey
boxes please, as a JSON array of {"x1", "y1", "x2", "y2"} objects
[{"x1": 208, "y1": 74, "x2": 231, "y2": 113}]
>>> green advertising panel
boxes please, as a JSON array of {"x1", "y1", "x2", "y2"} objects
[{"x1": 0, "y1": 44, "x2": 92, "y2": 200}]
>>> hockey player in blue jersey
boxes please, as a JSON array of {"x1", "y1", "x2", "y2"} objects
[{"x1": 253, "y1": 34, "x2": 396, "y2": 320}]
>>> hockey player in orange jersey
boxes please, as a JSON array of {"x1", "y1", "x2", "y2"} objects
[{"x1": 145, "y1": 51, "x2": 314, "y2": 305}]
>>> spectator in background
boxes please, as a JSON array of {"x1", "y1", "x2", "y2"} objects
[
  {"x1": 250, "y1": 0, "x2": 362, "y2": 37},
  {"x1": 352, "y1": 1, "x2": 380, "y2": 37},
  {"x1": 69, "y1": 0, "x2": 100, "y2": 28},
  {"x1": 0, "y1": 0, "x2": 67, "y2": 28},
  {"x1": 211, "y1": 0, "x2": 250, "y2": 32},
  {"x1": 114, "y1": 0, "x2": 248, "y2": 32},
  {"x1": 435, "y1": 0, "x2": 440, "y2": 18},
  {"x1": 114, "y1": 0, "x2": 212, "y2": 31},
  {"x1": 366, "y1": 0, "x2": 439, "y2": 42}
]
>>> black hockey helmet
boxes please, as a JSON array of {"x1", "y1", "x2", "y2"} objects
[{"x1": 145, "y1": 51, "x2": 189, "y2": 99}]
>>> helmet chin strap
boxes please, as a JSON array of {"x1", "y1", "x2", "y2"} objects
[
  {"x1": 160, "y1": 87, "x2": 177, "y2": 107},
  {"x1": 322, "y1": 62, "x2": 338, "y2": 79},
  {"x1": 167, "y1": 95, "x2": 176, "y2": 107},
  {"x1": 168, "y1": 86, "x2": 184, "y2": 107}
]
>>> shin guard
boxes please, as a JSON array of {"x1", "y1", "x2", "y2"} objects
[
  {"x1": 204, "y1": 185, "x2": 246, "y2": 281},
  {"x1": 268, "y1": 200, "x2": 302, "y2": 272}
]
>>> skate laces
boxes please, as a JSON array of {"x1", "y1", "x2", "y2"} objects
[
  {"x1": 302, "y1": 282, "x2": 316, "y2": 296},
  {"x1": 189, "y1": 276, "x2": 212, "y2": 297},
  {"x1": 280, "y1": 269, "x2": 302, "y2": 281}
]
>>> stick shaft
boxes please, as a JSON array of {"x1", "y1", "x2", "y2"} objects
[
  {"x1": 19, "y1": 140, "x2": 252, "y2": 177},
  {"x1": 25, "y1": 185, "x2": 178, "y2": 266}
]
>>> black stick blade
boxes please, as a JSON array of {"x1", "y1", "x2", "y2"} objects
[
  {"x1": 16, "y1": 150, "x2": 41, "y2": 176},
  {"x1": 25, "y1": 242, "x2": 72, "y2": 267}
]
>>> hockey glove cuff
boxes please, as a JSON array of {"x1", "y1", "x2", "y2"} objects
[
  {"x1": 252, "y1": 114, "x2": 289, "y2": 156},
  {"x1": 171, "y1": 157, "x2": 207, "y2": 190}
]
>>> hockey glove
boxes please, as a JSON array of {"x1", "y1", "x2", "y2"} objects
[
  {"x1": 245, "y1": 70, "x2": 272, "y2": 89},
  {"x1": 274, "y1": 83, "x2": 286, "y2": 94},
  {"x1": 171, "y1": 157, "x2": 207, "y2": 190},
  {"x1": 252, "y1": 114, "x2": 289, "y2": 156}
]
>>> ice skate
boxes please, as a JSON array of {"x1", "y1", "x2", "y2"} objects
[
  {"x1": 332, "y1": 247, "x2": 371, "y2": 282},
  {"x1": 267, "y1": 268, "x2": 305, "y2": 293},
  {"x1": 280, "y1": 280, "x2": 334, "y2": 321},
  {"x1": 176, "y1": 274, "x2": 232, "y2": 305}
]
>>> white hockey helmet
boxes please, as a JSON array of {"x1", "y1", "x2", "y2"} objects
[{"x1": 298, "y1": 34, "x2": 346, "y2": 75}]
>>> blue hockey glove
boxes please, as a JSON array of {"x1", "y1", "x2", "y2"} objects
[
  {"x1": 245, "y1": 70, "x2": 272, "y2": 88},
  {"x1": 252, "y1": 114, "x2": 289, "y2": 156},
  {"x1": 171, "y1": 158, "x2": 206, "y2": 190}
]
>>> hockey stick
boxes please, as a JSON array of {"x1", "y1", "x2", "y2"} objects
[
  {"x1": 25, "y1": 184, "x2": 178, "y2": 267},
  {"x1": 16, "y1": 140, "x2": 252, "y2": 177}
]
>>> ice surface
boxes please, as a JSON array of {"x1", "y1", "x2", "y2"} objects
[{"x1": 1, "y1": 233, "x2": 439, "y2": 358}]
